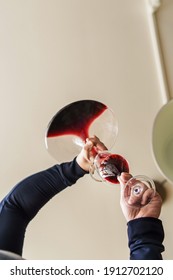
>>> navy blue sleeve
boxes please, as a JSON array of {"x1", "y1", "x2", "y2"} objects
[
  {"x1": 0, "y1": 158, "x2": 87, "y2": 256},
  {"x1": 127, "y1": 217, "x2": 165, "y2": 260}
]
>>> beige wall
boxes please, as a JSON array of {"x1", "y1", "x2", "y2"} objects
[{"x1": 0, "y1": 0, "x2": 173, "y2": 259}]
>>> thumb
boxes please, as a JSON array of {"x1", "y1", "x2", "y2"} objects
[{"x1": 118, "y1": 173, "x2": 133, "y2": 200}]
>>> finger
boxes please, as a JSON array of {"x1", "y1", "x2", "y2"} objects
[
  {"x1": 154, "y1": 192, "x2": 162, "y2": 204},
  {"x1": 117, "y1": 172, "x2": 132, "y2": 186},
  {"x1": 86, "y1": 135, "x2": 100, "y2": 145},
  {"x1": 117, "y1": 176, "x2": 125, "y2": 201},
  {"x1": 118, "y1": 173, "x2": 133, "y2": 200},
  {"x1": 83, "y1": 139, "x2": 94, "y2": 162},
  {"x1": 86, "y1": 135, "x2": 107, "y2": 157},
  {"x1": 90, "y1": 135, "x2": 107, "y2": 148},
  {"x1": 128, "y1": 194, "x2": 143, "y2": 206},
  {"x1": 141, "y1": 188, "x2": 155, "y2": 205},
  {"x1": 119, "y1": 172, "x2": 133, "y2": 183},
  {"x1": 94, "y1": 137, "x2": 108, "y2": 151}
]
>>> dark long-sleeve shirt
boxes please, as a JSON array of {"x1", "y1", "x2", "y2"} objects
[{"x1": 128, "y1": 217, "x2": 165, "y2": 260}]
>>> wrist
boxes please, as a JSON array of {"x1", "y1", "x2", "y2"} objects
[{"x1": 76, "y1": 155, "x2": 90, "y2": 173}]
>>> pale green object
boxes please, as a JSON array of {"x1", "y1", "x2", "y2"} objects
[{"x1": 152, "y1": 100, "x2": 173, "y2": 183}]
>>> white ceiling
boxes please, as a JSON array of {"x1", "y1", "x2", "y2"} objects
[{"x1": 0, "y1": 0, "x2": 173, "y2": 260}]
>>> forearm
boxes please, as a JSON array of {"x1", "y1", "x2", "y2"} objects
[
  {"x1": 127, "y1": 217, "x2": 165, "y2": 260},
  {"x1": 0, "y1": 158, "x2": 87, "y2": 255},
  {"x1": 1, "y1": 158, "x2": 86, "y2": 218}
]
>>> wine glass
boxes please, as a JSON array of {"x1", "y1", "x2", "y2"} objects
[
  {"x1": 89, "y1": 152, "x2": 155, "y2": 207},
  {"x1": 123, "y1": 175, "x2": 156, "y2": 207},
  {"x1": 89, "y1": 150, "x2": 129, "y2": 184}
]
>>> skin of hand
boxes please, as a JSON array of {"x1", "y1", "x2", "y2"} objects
[
  {"x1": 76, "y1": 135, "x2": 107, "y2": 172},
  {"x1": 118, "y1": 172, "x2": 162, "y2": 222}
]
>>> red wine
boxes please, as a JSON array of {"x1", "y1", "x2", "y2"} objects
[
  {"x1": 47, "y1": 100, "x2": 107, "y2": 141},
  {"x1": 98, "y1": 154, "x2": 129, "y2": 184}
]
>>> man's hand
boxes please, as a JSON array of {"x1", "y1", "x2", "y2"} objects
[
  {"x1": 118, "y1": 172, "x2": 162, "y2": 222},
  {"x1": 76, "y1": 135, "x2": 107, "y2": 172}
]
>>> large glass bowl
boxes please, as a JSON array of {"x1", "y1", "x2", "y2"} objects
[{"x1": 45, "y1": 100, "x2": 118, "y2": 163}]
